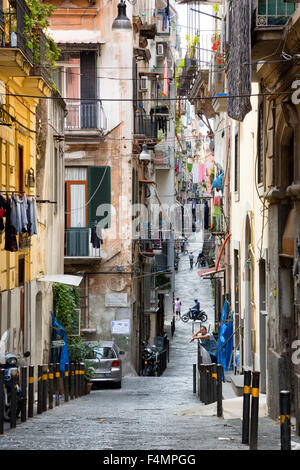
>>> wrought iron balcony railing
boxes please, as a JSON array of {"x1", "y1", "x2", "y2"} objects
[
  {"x1": 134, "y1": 111, "x2": 158, "y2": 139},
  {"x1": 65, "y1": 101, "x2": 107, "y2": 132},
  {"x1": 65, "y1": 228, "x2": 101, "y2": 258},
  {"x1": 1, "y1": 0, "x2": 33, "y2": 64},
  {"x1": 256, "y1": 0, "x2": 296, "y2": 28}
]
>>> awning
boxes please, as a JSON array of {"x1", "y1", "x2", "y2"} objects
[
  {"x1": 37, "y1": 274, "x2": 83, "y2": 287},
  {"x1": 48, "y1": 29, "x2": 105, "y2": 45},
  {"x1": 198, "y1": 267, "x2": 225, "y2": 278}
]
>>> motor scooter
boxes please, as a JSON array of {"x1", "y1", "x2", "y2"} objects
[
  {"x1": 0, "y1": 331, "x2": 30, "y2": 422},
  {"x1": 141, "y1": 341, "x2": 159, "y2": 376}
]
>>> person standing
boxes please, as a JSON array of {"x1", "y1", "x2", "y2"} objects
[
  {"x1": 174, "y1": 298, "x2": 182, "y2": 320},
  {"x1": 189, "y1": 252, "x2": 194, "y2": 269},
  {"x1": 189, "y1": 326, "x2": 218, "y2": 363}
]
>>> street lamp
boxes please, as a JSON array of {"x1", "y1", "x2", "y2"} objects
[
  {"x1": 112, "y1": 0, "x2": 132, "y2": 30},
  {"x1": 139, "y1": 143, "x2": 151, "y2": 163}
]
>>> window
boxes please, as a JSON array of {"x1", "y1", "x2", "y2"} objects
[
  {"x1": 65, "y1": 167, "x2": 88, "y2": 229},
  {"x1": 234, "y1": 125, "x2": 240, "y2": 194},
  {"x1": 55, "y1": 51, "x2": 97, "y2": 129},
  {"x1": 257, "y1": 101, "x2": 264, "y2": 185}
]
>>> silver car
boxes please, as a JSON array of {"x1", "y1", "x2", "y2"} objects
[{"x1": 85, "y1": 341, "x2": 124, "y2": 388}]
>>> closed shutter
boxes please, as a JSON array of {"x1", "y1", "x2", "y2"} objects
[
  {"x1": 88, "y1": 166, "x2": 111, "y2": 229},
  {"x1": 80, "y1": 51, "x2": 97, "y2": 128}
]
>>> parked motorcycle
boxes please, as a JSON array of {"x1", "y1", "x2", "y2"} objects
[
  {"x1": 181, "y1": 308, "x2": 208, "y2": 323},
  {"x1": 141, "y1": 341, "x2": 159, "y2": 376},
  {"x1": 0, "y1": 331, "x2": 30, "y2": 422}
]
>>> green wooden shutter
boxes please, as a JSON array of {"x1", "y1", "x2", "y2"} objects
[{"x1": 88, "y1": 166, "x2": 111, "y2": 228}]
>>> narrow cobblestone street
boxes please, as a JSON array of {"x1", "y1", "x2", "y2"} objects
[{"x1": 1, "y1": 232, "x2": 299, "y2": 453}]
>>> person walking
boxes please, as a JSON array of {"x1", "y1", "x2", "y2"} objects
[
  {"x1": 174, "y1": 298, "x2": 182, "y2": 320},
  {"x1": 189, "y1": 252, "x2": 194, "y2": 269}
]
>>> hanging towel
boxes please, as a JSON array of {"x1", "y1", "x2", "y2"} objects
[{"x1": 163, "y1": 58, "x2": 169, "y2": 96}]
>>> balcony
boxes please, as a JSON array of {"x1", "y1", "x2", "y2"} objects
[
  {"x1": 64, "y1": 228, "x2": 101, "y2": 264},
  {"x1": 0, "y1": 0, "x2": 33, "y2": 75},
  {"x1": 65, "y1": 101, "x2": 107, "y2": 135},
  {"x1": 256, "y1": 0, "x2": 296, "y2": 28},
  {"x1": 134, "y1": 111, "x2": 159, "y2": 148},
  {"x1": 211, "y1": 54, "x2": 227, "y2": 114},
  {"x1": 253, "y1": 0, "x2": 296, "y2": 61}
]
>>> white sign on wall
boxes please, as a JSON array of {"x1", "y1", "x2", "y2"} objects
[
  {"x1": 105, "y1": 293, "x2": 128, "y2": 307},
  {"x1": 111, "y1": 320, "x2": 130, "y2": 335}
]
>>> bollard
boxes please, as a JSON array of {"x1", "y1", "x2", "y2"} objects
[
  {"x1": 75, "y1": 363, "x2": 79, "y2": 399},
  {"x1": 199, "y1": 364, "x2": 205, "y2": 403},
  {"x1": 37, "y1": 365, "x2": 43, "y2": 414},
  {"x1": 242, "y1": 370, "x2": 252, "y2": 444},
  {"x1": 0, "y1": 369, "x2": 4, "y2": 434},
  {"x1": 28, "y1": 366, "x2": 34, "y2": 418},
  {"x1": 204, "y1": 364, "x2": 210, "y2": 405},
  {"x1": 249, "y1": 371, "x2": 260, "y2": 450},
  {"x1": 216, "y1": 364, "x2": 223, "y2": 418},
  {"x1": 207, "y1": 364, "x2": 213, "y2": 404},
  {"x1": 42, "y1": 365, "x2": 48, "y2": 412},
  {"x1": 10, "y1": 368, "x2": 18, "y2": 428},
  {"x1": 64, "y1": 363, "x2": 69, "y2": 402},
  {"x1": 211, "y1": 363, "x2": 217, "y2": 403},
  {"x1": 48, "y1": 364, "x2": 54, "y2": 409},
  {"x1": 55, "y1": 363, "x2": 60, "y2": 406},
  {"x1": 20, "y1": 366, "x2": 27, "y2": 422},
  {"x1": 80, "y1": 363, "x2": 85, "y2": 396},
  {"x1": 193, "y1": 363, "x2": 196, "y2": 394},
  {"x1": 280, "y1": 390, "x2": 291, "y2": 450},
  {"x1": 70, "y1": 363, "x2": 75, "y2": 399}
]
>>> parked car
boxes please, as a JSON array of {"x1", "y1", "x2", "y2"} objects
[{"x1": 84, "y1": 341, "x2": 124, "y2": 389}]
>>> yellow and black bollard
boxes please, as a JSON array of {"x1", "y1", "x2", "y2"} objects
[
  {"x1": 55, "y1": 363, "x2": 60, "y2": 406},
  {"x1": 0, "y1": 369, "x2": 4, "y2": 434},
  {"x1": 20, "y1": 366, "x2": 27, "y2": 422},
  {"x1": 211, "y1": 363, "x2": 217, "y2": 403},
  {"x1": 216, "y1": 364, "x2": 223, "y2": 418},
  {"x1": 28, "y1": 365, "x2": 34, "y2": 418},
  {"x1": 37, "y1": 365, "x2": 43, "y2": 414},
  {"x1": 280, "y1": 390, "x2": 291, "y2": 450},
  {"x1": 48, "y1": 364, "x2": 54, "y2": 409},
  {"x1": 70, "y1": 363, "x2": 75, "y2": 399},
  {"x1": 64, "y1": 363, "x2": 69, "y2": 402},
  {"x1": 10, "y1": 368, "x2": 18, "y2": 428},
  {"x1": 42, "y1": 365, "x2": 48, "y2": 412},
  {"x1": 249, "y1": 371, "x2": 260, "y2": 450},
  {"x1": 242, "y1": 370, "x2": 252, "y2": 444}
]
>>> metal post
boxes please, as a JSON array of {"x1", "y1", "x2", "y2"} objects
[
  {"x1": 242, "y1": 370, "x2": 252, "y2": 444},
  {"x1": 55, "y1": 363, "x2": 60, "y2": 406},
  {"x1": 249, "y1": 371, "x2": 260, "y2": 450},
  {"x1": 193, "y1": 363, "x2": 196, "y2": 394},
  {"x1": 70, "y1": 363, "x2": 75, "y2": 399},
  {"x1": 64, "y1": 363, "x2": 69, "y2": 402},
  {"x1": 205, "y1": 364, "x2": 210, "y2": 405},
  {"x1": 0, "y1": 369, "x2": 4, "y2": 434},
  {"x1": 80, "y1": 363, "x2": 84, "y2": 396},
  {"x1": 280, "y1": 390, "x2": 291, "y2": 450},
  {"x1": 199, "y1": 364, "x2": 205, "y2": 402},
  {"x1": 42, "y1": 365, "x2": 48, "y2": 412},
  {"x1": 20, "y1": 366, "x2": 27, "y2": 422},
  {"x1": 75, "y1": 363, "x2": 79, "y2": 398},
  {"x1": 28, "y1": 366, "x2": 34, "y2": 418},
  {"x1": 37, "y1": 365, "x2": 43, "y2": 414},
  {"x1": 10, "y1": 368, "x2": 18, "y2": 428},
  {"x1": 48, "y1": 364, "x2": 54, "y2": 409},
  {"x1": 211, "y1": 363, "x2": 217, "y2": 403},
  {"x1": 216, "y1": 364, "x2": 223, "y2": 417}
]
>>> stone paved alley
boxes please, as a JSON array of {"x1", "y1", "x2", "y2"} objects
[{"x1": 0, "y1": 232, "x2": 300, "y2": 452}]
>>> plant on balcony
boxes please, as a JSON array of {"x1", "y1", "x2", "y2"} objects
[
  {"x1": 53, "y1": 282, "x2": 80, "y2": 345},
  {"x1": 185, "y1": 34, "x2": 199, "y2": 60},
  {"x1": 24, "y1": 0, "x2": 60, "y2": 71}
]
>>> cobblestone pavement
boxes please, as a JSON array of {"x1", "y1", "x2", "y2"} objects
[{"x1": 0, "y1": 232, "x2": 299, "y2": 452}]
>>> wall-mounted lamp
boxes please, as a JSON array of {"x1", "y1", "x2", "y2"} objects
[
  {"x1": 139, "y1": 143, "x2": 151, "y2": 163},
  {"x1": 112, "y1": 1, "x2": 132, "y2": 31},
  {"x1": 25, "y1": 167, "x2": 35, "y2": 188}
]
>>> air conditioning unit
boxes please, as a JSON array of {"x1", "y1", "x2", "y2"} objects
[
  {"x1": 156, "y1": 43, "x2": 164, "y2": 56},
  {"x1": 140, "y1": 76, "x2": 148, "y2": 92}
]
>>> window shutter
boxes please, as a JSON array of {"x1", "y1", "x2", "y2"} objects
[{"x1": 88, "y1": 166, "x2": 111, "y2": 229}]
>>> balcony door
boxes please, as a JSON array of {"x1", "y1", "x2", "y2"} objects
[{"x1": 65, "y1": 167, "x2": 89, "y2": 256}]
